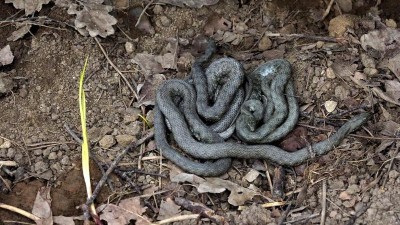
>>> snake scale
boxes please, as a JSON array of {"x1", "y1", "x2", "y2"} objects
[{"x1": 154, "y1": 41, "x2": 370, "y2": 176}]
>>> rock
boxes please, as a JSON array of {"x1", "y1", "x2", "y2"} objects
[
  {"x1": 125, "y1": 42, "x2": 135, "y2": 54},
  {"x1": 160, "y1": 15, "x2": 171, "y2": 27},
  {"x1": 50, "y1": 162, "x2": 62, "y2": 173},
  {"x1": 34, "y1": 161, "x2": 49, "y2": 173},
  {"x1": 48, "y1": 152, "x2": 58, "y2": 160},
  {"x1": 123, "y1": 121, "x2": 142, "y2": 136},
  {"x1": 6, "y1": 148, "x2": 16, "y2": 158},
  {"x1": 42, "y1": 148, "x2": 51, "y2": 157},
  {"x1": 0, "y1": 77, "x2": 14, "y2": 94},
  {"x1": 389, "y1": 170, "x2": 400, "y2": 179},
  {"x1": 363, "y1": 67, "x2": 378, "y2": 76},
  {"x1": 326, "y1": 67, "x2": 336, "y2": 79},
  {"x1": 33, "y1": 149, "x2": 43, "y2": 156},
  {"x1": 60, "y1": 155, "x2": 70, "y2": 165},
  {"x1": 123, "y1": 108, "x2": 141, "y2": 124},
  {"x1": 99, "y1": 135, "x2": 116, "y2": 148},
  {"x1": 385, "y1": 19, "x2": 397, "y2": 28},
  {"x1": 334, "y1": 85, "x2": 350, "y2": 101},
  {"x1": 116, "y1": 134, "x2": 137, "y2": 147},
  {"x1": 360, "y1": 53, "x2": 376, "y2": 68},
  {"x1": 88, "y1": 126, "x2": 113, "y2": 142},
  {"x1": 328, "y1": 14, "x2": 357, "y2": 37},
  {"x1": 0, "y1": 140, "x2": 11, "y2": 149},
  {"x1": 153, "y1": 5, "x2": 163, "y2": 15},
  {"x1": 346, "y1": 184, "x2": 360, "y2": 195},
  {"x1": 258, "y1": 36, "x2": 272, "y2": 51}
]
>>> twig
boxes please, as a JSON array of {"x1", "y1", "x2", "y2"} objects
[
  {"x1": 263, "y1": 161, "x2": 274, "y2": 195},
  {"x1": 320, "y1": 180, "x2": 327, "y2": 225},
  {"x1": 320, "y1": 0, "x2": 335, "y2": 21},
  {"x1": 135, "y1": 0, "x2": 155, "y2": 27},
  {"x1": 382, "y1": 143, "x2": 400, "y2": 187},
  {"x1": 0, "y1": 203, "x2": 40, "y2": 222},
  {"x1": 0, "y1": 161, "x2": 18, "y2": 167},
  {"x1": 93, "y1": 37, "x2": 139, "y2": 101},
  {"x1": 298, "y1": 123, "x2": 400, "y2": 141},
  {"x1": 264, "y1": 32, "x2": 341, "y2": 42},
  {"x1": 151, "y1": 214, "x2": 200, "y2": 225},
  {"x1": 85, "y1": 130, "x2": 154, "y2": 207}
]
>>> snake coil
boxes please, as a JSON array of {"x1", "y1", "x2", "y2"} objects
[{"x1": 154, "y1": 41, "x2": 370, "y2": 176}]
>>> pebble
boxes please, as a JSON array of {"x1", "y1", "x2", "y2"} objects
[
  {"x1": 6, "y1": 148, "x2": 16, "y2": 158},
  {"x1": 123, "y1": 108, "x2": 141, "y2": 124},
  {"x1": 334, "y1": 85, "x2": 350, "y2": 100},
  {"x1": 14, "y1": 153, "x2": 24, "y2": 164},
  {"x1": 34, "y1": 161, "x2": 49, "y2": 172},
  {"x1": 153, "y1": 5, "x2": 163, "y2": 15},
  {"x1": 116, "y1": 134, "x2": 137, "y2": 147},
  {"x1": 346, "y1": 184, "x2": 360, "y2": 195},
  {"x1": 33, "y1": 149, "x2": 43, "y2": 156},
  {"x1": 42, "y1": 148, "x2": 51, "y2": 157},
  {"x1": 0, "y1": 140, "x2": 11, "y2": 149},
  {"x1": 258, "y1": 36, "x2": 272, "y2": 51},
  {"x1": 125, "y1": 42, "x2": 135, "y2": 54},
  {"x1": 48, "y1": 152, "x2": 58, "y2": 160},
  {"x1": 60, "y1": 155, "x2": 70, "y2": 165},
  {"x1": 160, "y1": 15, "x2": 171, "y2": 27},
  {"x1": 0, "y1": 149, "x2": 6, "y2": 157},
  {"x1": 99, "y1": 135, "x2": 116, "y2": 148},
  {"x1": 123, "y1": 121, "x2": 142, "y2": 136},
  {"x1": 325, "y1": 67, "x2": 336, "y2": 79},
  {"x1": 389, "y1": 170, "x2": 400, "y2": 179},
  {"x1": 50, "y1": 162, "x2": 62, "y2": 173},
  {"x1": 360, "y1": 53, "x2": 376, "y2": 69}
]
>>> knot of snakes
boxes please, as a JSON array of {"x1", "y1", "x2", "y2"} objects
[{"x1": 154, "y1": 41, "x2": 370, "y2": 176}]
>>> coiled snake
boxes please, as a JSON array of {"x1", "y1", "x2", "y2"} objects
[{"x1": 154, "y1": 41, "x2": 370, "y2": 176}]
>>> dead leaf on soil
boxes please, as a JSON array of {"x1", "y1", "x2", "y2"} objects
[
  {"x1": 372, "y1": 79, "x2": 400, "y2": 106},
  {"x1": 360, "y1": 28, "x2": 400, "y2": 52},
  {"x1": 7, "y1": 21, "x2": 32, "y2": 41},
  {"x1": 97, "y1": 197, "x2": 152, "y2": 225},
  {"x1": 203, "y1": 13, "x2": 232, "y2": 36},
  {"x1": 380, "y1": 120, "x2": 400, "y2": 137},
  {"x1": 67, "y1": 1, "x2": 117, "y2": 38},
  {"x1": 5, "y1": 0, "x2": 51, "y2": 15},
  {"x1": 157, "y1": 197, "x2": 181, "y2": 220},
  {"x1": 131, "y1": 53, "x2": 165, "y2": 76},
  {"x1": 0, "y1": 45, "x2": 14, "y2": 66},
  {"x1": 198, "y1": 178, "x2": 258, "y2": 206},
  {"x1": 32, "y1": 187, "x2": 53, "y2": 225},
  {"x1": 135, "y1": 73, "x2": 166, "y2": 106},
  {"x1": 170, "y1": 172, "x2": 206, "y2": 185},
  {"x1": 387, "y1": 52, "x2": 400, "y2": 80},
  {"x1": 279, "y1": 127, "x2": 308, "y2": 152},
  {"x1": 158, "y1": 0, "x2": 219, "y2": 8},
  {"x1": 53, "y1": 215, "x2": 84, "y2": 225}
]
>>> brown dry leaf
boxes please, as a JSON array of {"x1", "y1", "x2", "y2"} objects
[
  {"x1": 136, "y1": 73, "x2": 166, "y2": 106},
  {"x1": 132, "y1": 53, "x2": 165, "y2": 76},
  {"x1": 0, "y1": 45, "x2": 14, "y2": 66},
  {"x1": 7, "y1": 21, "x2": 32, "y2": 41},
  {"x1": 197, "y1": 178, "x2": 258, "y2": 206},
  {"x1": 158, "y1": 0, "x2": 219, "y2": 8},
  {"x1": 380, "y1": 120, "x2": 400, "y2": 137},
  {"x1": 155, "y1": 53, "x2": 176, "y2": 70},
  {"x1": 360, "y1": 28, "x2": 400, "y2": 52},
  {"x1": 387, "y1": 52, "x2": 400, "y2": 80},
  {"x1": 98, "y1": 197, "x2": 152, "y2": 225},
  {"x1": 5, "y1": 0, "x2": 51, "y2": 15},
  {"x1": 67, "y1": 1, "x2": 117, "y2": 38},
  {"x1": 279, "y1": 127, "x2": 308, "y2": 152},
  {"x1": 157, "y1": 198, "x2": 181, "y2": 220},
  {"x1": 372, "y1": 80, "x2": 400, "y2": 106},
  {"x1": 32, "y1": 187, "x2": 53, "y2": 225},
  {"x1": 243, "y1": 169, "x2": 260, "y2": 183},
  {"x1": 170, "y1": 172, "x2": 206, "y2": 185},
  {"x1": 203, "y1": 13, "x2": 231, "y2": 36}
]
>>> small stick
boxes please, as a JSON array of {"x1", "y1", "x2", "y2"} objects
[
  {"x1": 135, "y1": 0, "x2": 155, "y2": 27},
  {"x1": 0, "y1": 203, "x2": 40, "y2": 222},
  {"x1": 94, "y1": 37, "x2": 139, "y2": 101},
  {"x1": 0, "y1": 161, "x2": 17, "y2": 167},
  {"x1": 174, "y1": 197, "x2": 227, "y2": 224},
  {"x1": 263, "y1": 161, "x2": 274, "y2": 194},
  {"x1": 151, "y1": 214, "x2": 200, "y2": 225},
  {"x1": 320, "y1": 0, "x2": 335, "y2": 21},
  {"x1": 264, "y1": 32, "x2": 341, "y2": 42},
  {"x1": 320, "y1": 180, "x2": 327, "y2": 225}
]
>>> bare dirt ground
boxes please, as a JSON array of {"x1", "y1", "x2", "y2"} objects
[{"x1": 1, "y1": 0, "x2": 400, "y2": 224}]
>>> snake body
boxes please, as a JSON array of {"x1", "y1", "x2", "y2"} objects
[{"x1": 154, "y1": 41, "x2": 370, "y2": 176}]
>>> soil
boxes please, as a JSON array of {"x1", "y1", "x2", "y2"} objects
[{"x1": 1, "y1": 0, "x2": 400, "y2": 224}]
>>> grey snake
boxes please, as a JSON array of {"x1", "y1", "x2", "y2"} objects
[{"x1": 154, "y1": 41, "x2": 370, "y2": 176}]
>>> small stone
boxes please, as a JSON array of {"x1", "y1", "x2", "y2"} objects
[
  {"x1": 329, "y1": 210, "x2": 338, "y2": 218},
  {"x1": 360, "y1": 53, "x2": 376, "y2": 69},
  {"x1": 51, "y1": 113, "x2": 59, "y2": 120},
  {"x1": 33, "y1": 149, "x2": 43, "y2": 156},
  {"x1": 116, "y1": 134, "x2": 137, "y2": 147},
  {"x1": 389, "y1": 170, "x2": 400, "y2": 179},
  {"x1": 0, "y1": 77, "x2": 14, "y2": 94},
  {"x1": 153, "y1": 5, "x2": 163, "y2": 15},
  {"x1": 334, "y1": 85, "x2": 350, "y2": 101},
  {"x1": 258, "y1": 36, "x2": 272, "y2": 51},
  {"x1": 99, "y1": 135, "x2": 116, "y2": 148},
  {"x1": 146, "y1": 110, "x2": 154, "y2": 125},
  {"x1": 124, "y1": 121, "x2": 142, "y2": 136},
  {"x1": 328, "y1": 14, "x2": 356, "y2": 37},
  {"x1": 0, "y1": 140, "x2": 11, "y2": 149},
  {"x1": 6, "y1": 148, "x2": 16, "y2": 158},
  {"x1": 346, "y1": 184, "x2": 360, "y2": 195},
  {"x1": 42, "y1": 148, "x2": 51, "y2": 157},
  {"x1": 385, "y1": 19, "x2": 397, "y2": 28},
  {"x1": 363, "y1": 67, "x2": 378, "y2": 76},
  {"x1": 34, "y1": 161, "x2": 49, "y2": 172},
  {"x1": 50, "y1": 162, "x2": 62, "y2": 173},
  {"x1": 316, "y1": 41, "x2": 324, "y2": 48},
  {"x1": 60, "y1": 156, "x2": 70, "y2": 165},
  {"x1": 48, "y1": 152, "x2": 58, "y2": 160},
  {"x1": 14, "y1": 153, "x2": 24, "y2": 164},
  {"x1": 123, "y1": 108, "x2": 141, "y2": 124},
  {"x1": 0, "y1": 149, "x2": 6, "y2": 157},
  {"x1": 19, "y1": 88, "x2": 28, "y2": 98},
  {"x1": 160, "y1": 15, "x2": 171, "y2": 27},
  {"x1": 125, "y1": 42, "x2": 135, "y2": 54},
  {"x1": 326, "y1": 67, "x2": 336, "y2": 79}
]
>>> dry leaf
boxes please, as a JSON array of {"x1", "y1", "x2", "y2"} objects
[
  {"x1": 388, "y1": 52, "x2": 400, "y2": 80},
  {"x1": 170, "y1": 172, "x2": 206, "y2": 185},
  {"x1": 360, "y1": 28, "x2": 400, "y2": 52},
  {"x1": 157, "y1": 198, "x2": 181, "y2": 220},
  {"x1": 32, "y1": 187, "x2": 53, "y2": 225},
  {"x1": 98, "y1": 197, "x2": 151, "y2": 225},
  {"x1": 279, "y1": 127, "x2": 308, "y2": 152},
  {"x1": 136, "y1": 73, "x2": 166, "y2": 106},
  {"x1": 380, "y1": 120, "x2": 400, "y2": 137},
  {"x1": 7, "y1": 21, "x2": 32, "y2": 41},
  {"x1": 203, "y1": 13, "x2": 231, "y2": 36},
  {"x1": 131, "y1": 53, "x2": 165, "y2": 76},
  {"x1": 324, "y1": 100, "x2": 338, "y2": 113},
  {"x1": 197, "y1": 178, "x2": 257, "y2": 206},
  {"x1": 243, "y1": 169, "x2": 260, "y2": 183},
  {"x1": 53, "y1": 215, "x2": 84, "y2": 225},
  {"x1": 0, "y1": 45, "x2": 14, "y2": 66},
  {"x1": 158, "y1": 0, "x2": 219, "y2": 8},
  {"x1": 5, "y1": 0, "x2": 51, "y2": 15},
  {"x1": 154, "y1": 52, "x2": 176, "y2": 70},
  {"x1": 67, "y1": 1, "x2": 117, "y2": 38}
]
